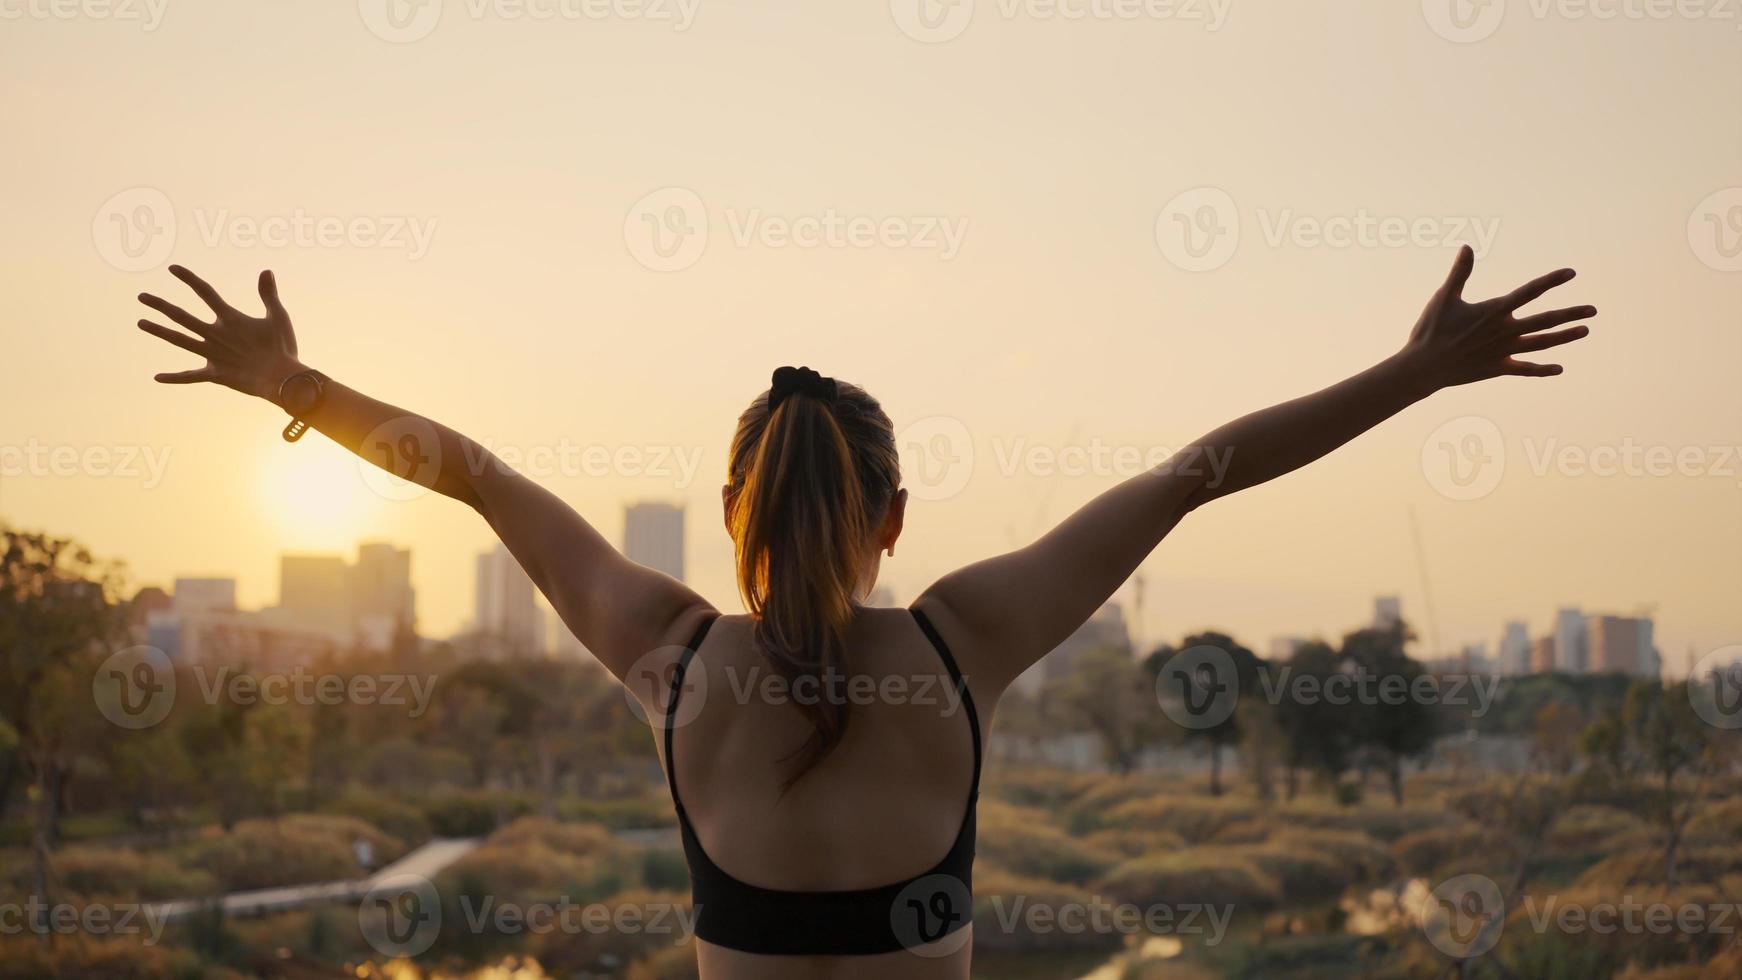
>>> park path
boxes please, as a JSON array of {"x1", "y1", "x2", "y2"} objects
[{"x1": 147, "y1": 836, "x2": 482, "y2": 922}]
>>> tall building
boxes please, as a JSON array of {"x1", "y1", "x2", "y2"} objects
[
  {"x1": 173, "y1": 577, "x2": 236, "y2": 615},
  {"x1": 1587, "y1": 615, "x2": 1658, "y2": 676},
  {"x1": 475, "y1": 542, "x2": 544, "y2": 656},
  {"x1": 1498, "y1": 621, "x2": 1531, "y2": 675},
  {"x1": 279, "y1": 555, "x2": 351, "y2": 633},
  {"x1": 1372, "y1": 595, "x2": 1403, "y2": 631},
  {"x1": 352, "y1": 542, "x2": 416, "y2": 645},
  {"x1": 274, "y1": 545, "x2": 415, "y2": 651},
  {"x1": 624, "y1": 502, "x2": 685, "y2": 582},
  {"x1": 1530, "y1": 635, "x2": 1558, "y2": 673},
  {"x1": 1554, "y1": 608, "x2": 1586, "y2": 673}
]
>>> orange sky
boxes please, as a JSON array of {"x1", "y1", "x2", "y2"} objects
[{"x1": 1, "y1": 2, "x2": 1738, "y2": 670}]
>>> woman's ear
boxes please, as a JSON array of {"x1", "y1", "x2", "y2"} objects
[{"x1": 880, "y1": 488, "x2": 908, "y2": 556}]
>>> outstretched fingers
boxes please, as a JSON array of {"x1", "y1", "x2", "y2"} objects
[
  {"x1": 1500, "y1": 359, "x2": 1565, "y2": 378},
  {"x1": 137, "y1": 319, "x2": 210, "y2": 357},
  {"x1": 257, "y1": 269, "x2": 288, "y2": 320},
  {"x1": 154, "y1": 368, "x2": 217, "y2": 385},
  {"x1": 1499, "y1": 267, "x2": 1577, "y2": 312},
  {"x1": 1436, "y1": 245, "x2": 1477, "y2": 303},
  {"x1": 169, "y1": 264, "x2": 237, "y2": 316},
  {"x1": 137, "y1": 293, "x2": 210, "y2": 335},
  {"x1": 1512, "y1": 324, "x2": 1590, "y2": 354},
  {"x1": 1515, "y1": 304, "x2": 1597, "y2": 334}
]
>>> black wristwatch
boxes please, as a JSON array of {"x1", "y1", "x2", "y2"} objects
[{"x1": 276, "y1": 369, "x2": 328, "y2": 442}]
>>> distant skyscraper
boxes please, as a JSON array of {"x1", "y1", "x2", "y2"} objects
[
  {"x1": 624, "y1": 502, "x2": 685, "y2": 581},
  {"x1": 173, "y1": 577, "x2": 236, "y2": 615},
  {"x1": 1531, "y1": 635, "x2": 1558, "y2": 673},
  {"x1": 475, "y1": 543, "x2": 544, "y2": 655},
  {"x1": 279, "y1": 555, "x2": 351, "y2": 632},
  {"x1": 1499, "y1": 621, "x2": 1531, "y2": 674},
  {"x1": 1554, "y1": 607, "x2": 1586, "y2": 673},
  {"x1": 352, "y1": 543, "x2": 414, "y2": 624},
  {"x1": 1372, "y1": 596, "x2": 1403, "y2": 630},
  {"x1": 1587, "y1": 615, "x2": 1657, "y2": 676}
]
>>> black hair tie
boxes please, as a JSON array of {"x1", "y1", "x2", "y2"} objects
[{"x1": 769, "y1": 365, "x2": 838, "y2": 410}]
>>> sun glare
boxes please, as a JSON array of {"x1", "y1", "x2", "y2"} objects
[{"x1": 258, "y1": 444, "x2": 381, "y2": 551}]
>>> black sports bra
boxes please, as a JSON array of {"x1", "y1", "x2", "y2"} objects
[{"x1": 660, "y1": 607, "x2": 983, "y2": 956}]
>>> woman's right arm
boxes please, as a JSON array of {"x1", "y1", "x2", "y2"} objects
[
  {"x1": 915, "y1": 247, "x2": 1595, "y2": 695},
  {"x1": 136, "y1": 266, "x2": 714, "y2": 678}
]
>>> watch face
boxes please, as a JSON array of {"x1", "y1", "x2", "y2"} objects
[{"x1": 283, "y1": 375, "x2": 320, "y2": 415}]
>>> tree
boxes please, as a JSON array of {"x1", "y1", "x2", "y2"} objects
[
  {"x1": 1272, "y1": 641, "x2": 1354, "y2": 799},
  {"x1": 1052, "y1": 647, "x2": 1167, "y2": 774},
  {"x1": 1148, "y1": 632, "x2": 1262, "y2": 796},
  {"x1": 1343, "y1": 623, "x2": 1436, "y2": 806},
  {"x1": 1530, "y1": 701, "x2": 1584, "y2": 775}
]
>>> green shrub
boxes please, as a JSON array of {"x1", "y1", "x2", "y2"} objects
[
  {"x1": 320, "y1": 789, "x2": 432, "y2": 847},
  {"x1": 971, "y1": 866, "x2": 1125, "y2": 955},
  {"x1": 978, "y1": 801, "x2": 1120, "y2": 886},
  {"x1": 1099, "y1": 795, "x2": 1260, "y2": 843},
  {"x1": 40, "y1": 846, "x2": 217, "y2": 902},
  {"x1": 420, "y1": 789, "x2": 538, "y2": 836},
  {"x1": 1097, "y1": 851, "x2": 1282, "y2": 911}
]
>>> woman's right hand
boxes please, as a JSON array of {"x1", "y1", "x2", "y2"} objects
[
  {"x1": 1393, "y1": 245, "x2": 1595, "y2": 394},
  {"x1": 137, "y1": 265, "x2": 306, "y2": 404}
]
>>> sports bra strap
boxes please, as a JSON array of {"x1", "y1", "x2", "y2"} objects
[
  {"x1": 910, "y1": 606, "x2": 983, "y2": 794},
  {"x1": 662, "y1": 616, "x2": 718, "y2": 807}
]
